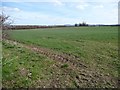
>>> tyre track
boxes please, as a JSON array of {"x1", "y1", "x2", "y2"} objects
[
  {"x1": 4, "y1": 39, "x2": 87, "y2": 69},
  {"x1": 3, "y1": 39, "x2": 118, "y2": 88}
]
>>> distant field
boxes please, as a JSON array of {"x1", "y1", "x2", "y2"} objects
[{"x1": 3, "y1": 26, "x2": 119, "y2": 88}]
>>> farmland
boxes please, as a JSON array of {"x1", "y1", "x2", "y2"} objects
[{"x1": 2, "y1": 26, "x2": 119, "y2": 88}]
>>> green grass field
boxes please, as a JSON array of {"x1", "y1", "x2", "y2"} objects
[{"x1": 2, "y1": 26, "x2": 119, "y2": 88}]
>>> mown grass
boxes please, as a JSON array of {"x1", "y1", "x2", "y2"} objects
[{"x1": 7, "y1": 26, "x2": 119, "y2": 78}]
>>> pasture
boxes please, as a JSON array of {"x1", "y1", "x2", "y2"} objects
[{"x1": 2, "y1": 26, "x2": 119, "y2": 88}]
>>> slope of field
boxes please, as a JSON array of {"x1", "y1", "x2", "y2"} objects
[
  {"x1": 3, "y1": 26, "x2": 119, "y2": 88},
  {"x1": 3, "y1": 41, "x2": 79, "y2": 88}
]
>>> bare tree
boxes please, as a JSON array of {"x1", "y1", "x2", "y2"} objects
[
  {"x1": 0, "y1": 13, "x2": 13, "y2": 39},
  {"x1": 0, "y1": 13, "x2": 13, "y2": 30}
]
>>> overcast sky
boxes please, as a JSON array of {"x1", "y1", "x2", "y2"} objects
[{"x1": 1, "y1": 0, "x2": 119, "y2": 25}]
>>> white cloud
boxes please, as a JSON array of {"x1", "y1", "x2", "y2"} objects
[
  {"x1": 52, "y1": 0, "x2": 64, "y2": 6},
  {"x1": 6, "y1": 10, "x2": 81, "y2": 25},
  {"x1": 1, "y1": 6, "x2": 21, "y2": 12},
  {"x1": 76, "y1": 4, "x2": 88, "y2": 10},
  {"x1": 91, "y1": 7, "x2": 118, "y2": 24},
  {"x1": 93, "y1": 0, "x2": 119, "y2": 3},
  {"x1": 94, "y1": 5, "x2": 104, "y2": 8},
  {"x1": 13, "y1": 8, "x2": 21, "y2": 12},
  {"x1": 3, "y1": 0, "x2": 119, "y2": 2},
  {"x1": 2, "y1": 2, "x2": 118, "y2": 25},
  {"x1": 76, "y1": 1, "x2": 89, "y2": 10}
]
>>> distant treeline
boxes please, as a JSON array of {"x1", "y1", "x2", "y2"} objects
[
  {"x1": 3, "y1": 25, "x2": 68, "y2": 30},
  {"x1": 2, "y1": 24, "x2": 120, "y2": 30}
]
